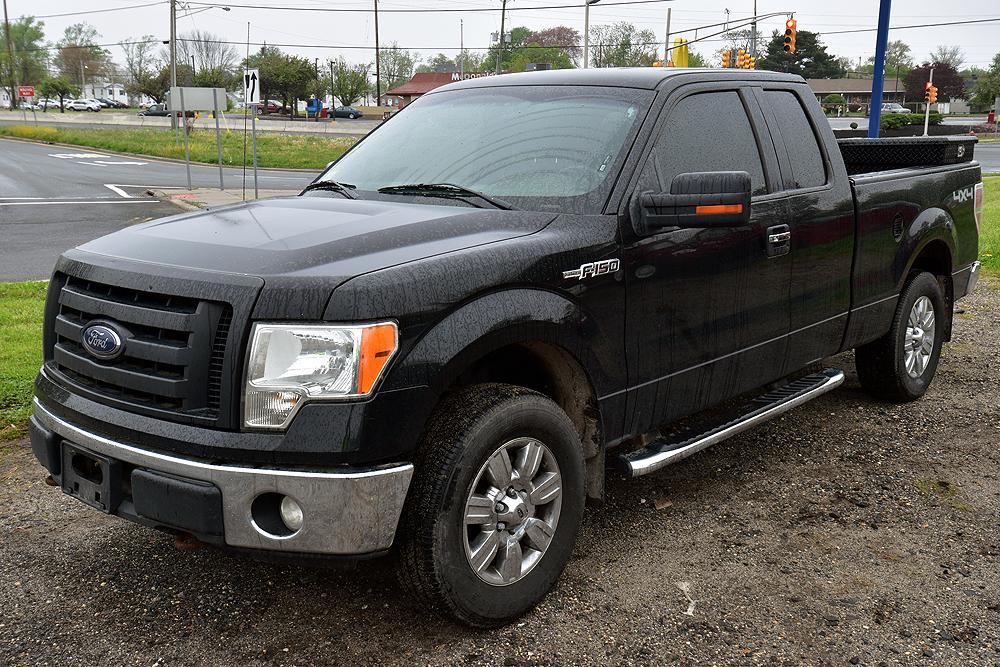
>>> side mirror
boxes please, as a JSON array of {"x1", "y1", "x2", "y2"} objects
[{"x1": 635, "y1": 171, "x2": 752, "y2": 234}]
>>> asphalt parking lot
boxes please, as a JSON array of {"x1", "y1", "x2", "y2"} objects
[
  {"x1": 2, "y1": 279, "x2": 997, "y2": 667},
  {"x1": 0, "y1": 137, "x2": 313, "y2": 281}
]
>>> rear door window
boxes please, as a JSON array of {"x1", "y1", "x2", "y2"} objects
[{"x1": 763, "y1": 90, "x2": 827, "y2": 189}]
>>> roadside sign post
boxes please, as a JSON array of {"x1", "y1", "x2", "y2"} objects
[
  {"x1": 212, "y1": 88, "x2": 224, "y2": 190},
  {"x1": 243, "y1": 69, "x2": 261, "y2": 198},
  {"x1": 923, "y1": 68, "x2": 935, "y2": 137},
  {"x1": 179, "y1": 87, "x2": 192, "y2": 190},
  {"x1": 19, "y1": 86, "x2": 37, "y2": 125}
]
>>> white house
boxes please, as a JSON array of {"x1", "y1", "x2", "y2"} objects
[{"x1": 82, "y1": 81, "x2": 129, "y2": 104}]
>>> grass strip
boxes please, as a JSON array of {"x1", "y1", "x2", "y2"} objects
[{"x1": 0, "y1": 124, "x2": 354, "y2": 170}]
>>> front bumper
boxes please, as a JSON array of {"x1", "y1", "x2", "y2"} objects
[{"x1": 31, "y1": 398, "x2": 413, "y2": 556}]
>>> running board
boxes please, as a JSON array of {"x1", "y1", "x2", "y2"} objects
[{"x1": 616, "y1": 369, "x2": 845, "y2": 478}]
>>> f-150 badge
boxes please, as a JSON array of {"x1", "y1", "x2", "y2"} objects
[{"x1": 563, "y1": 259, "x2": 620, "y2": 280}]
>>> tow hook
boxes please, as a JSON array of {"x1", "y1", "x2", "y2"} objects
[{"x1": 173, "y1": 533, "x2": 206, "y2": 552}]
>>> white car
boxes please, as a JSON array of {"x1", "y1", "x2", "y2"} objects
[{"x1": 66, "y1": 99, "x2": 101, "y2": 112}]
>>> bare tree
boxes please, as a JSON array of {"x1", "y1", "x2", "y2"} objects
[
  {"x1": 180, "y1": 30, "x2": 237, "y2": 74},
  {"x1": 122, "y1": 36, "x2": 159, "y2": 96},
  {"x1": 929, "y1": 45, "x2": 965, "y2": 70}
]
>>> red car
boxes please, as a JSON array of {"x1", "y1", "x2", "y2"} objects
[{"x1": 255, "y1": 99, "x2": 284, "y2": 115}]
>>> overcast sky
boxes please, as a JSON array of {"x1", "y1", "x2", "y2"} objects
[{"x1": 11, "y1": 0, "x2": 1000, "y2": 74}]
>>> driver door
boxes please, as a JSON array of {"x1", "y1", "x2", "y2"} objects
[{"x1": 622, "y1": 85, "x2": 793, "y2": 436}]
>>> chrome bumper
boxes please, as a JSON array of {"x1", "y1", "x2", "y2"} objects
[{"x1": 33, "y1": 398, "x2": 413, "y2": 555}]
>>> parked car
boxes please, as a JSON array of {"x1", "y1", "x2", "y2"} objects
[
  {"x1": 255, "y1": 99, "x2": 284, "y2": 115},
  {"x1": 866, "y1": 102, "x2": 912, "y2": 117},
  {"x1": 65, "y1": 99, "x2": 101, "y2": 112},
  {"x1": 333, "y1": 106, "x2": 363, "y2": 119},
  {"x1": 96, "y1": 98, "x2": 127, "y2": 109},
  {"x1": 30, "y1": 68, "x2": 984, "y2": 628},
  {"x1": 137, "y1": 104, "x2": 194, "y2": 117},
  {"x1": 37, "y1": 98, "x2": 63, "y2": 110}
]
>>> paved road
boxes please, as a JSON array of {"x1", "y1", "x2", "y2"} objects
[
  {"x1": 0, "y1": 137, "x2": 315, "y2": 281},
  {"x1": 828, "y1": 115, "x2": 989, "y2": 130}
]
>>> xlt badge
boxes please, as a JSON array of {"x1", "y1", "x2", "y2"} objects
[{"x1": 563, "y1": 259, "x2": 620, "y2": 281}]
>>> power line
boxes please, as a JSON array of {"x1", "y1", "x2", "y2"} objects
[
  {"x1": 820, "y1": 16, "x2": 1000, "y2": 36},
  {"x1": 31, "y1": 1, "x2": 167, "y2": 20},
  {"x1": 183, "y1": 0, "x2": 678, "y2": 13}
]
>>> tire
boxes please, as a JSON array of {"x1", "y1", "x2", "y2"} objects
[
  {"x1": 395, "y1": 383, "x2": 585, "y2": 628},
  {"x1": 855, "y1": 271, "x2": 945, "y2": 402},
  {"x1": 348, "y1": 113, "x2": 357, "y2": 119}
]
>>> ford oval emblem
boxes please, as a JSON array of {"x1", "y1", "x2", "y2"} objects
[{"x1": 82, "y1": 323, "x2": 124, "y2": 360}]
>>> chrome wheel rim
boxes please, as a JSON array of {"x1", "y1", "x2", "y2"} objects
[
  {"x1": 462, "y1": 437, "x2": 562, "y2": 587},
  {"x1": 904, "y1": 296, "x2": 936, "y2": 378}
]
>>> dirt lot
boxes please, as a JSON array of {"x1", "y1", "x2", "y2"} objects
[{"x1": 2, "y1": 281, "x2": 998, "y2": 667}]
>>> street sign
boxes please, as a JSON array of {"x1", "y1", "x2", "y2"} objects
[
  {"x1": 167, "y1": 86, "x2": 227, "y2": 111},
  {"x1": 243, "y1": 69, "x2": 260, "y2": 105},
  {"x1": 18, "y1": 85, "x2": 35, "y2": 98}
]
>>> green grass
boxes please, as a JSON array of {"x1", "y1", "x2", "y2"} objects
[
  {"x1": 0, "y1": 125, "x2": 355, "y2": 170},
  {"x1": 982, "y1": 176, "x2": 1000, "y2": 274},
  {"x1": 0, "y1": 281, "x2": 47, "y2": 442}
]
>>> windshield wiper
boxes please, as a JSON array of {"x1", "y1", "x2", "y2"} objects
[
  {"x1": 301, "y1": 180, "x2": 358, "y2": 199},
  {"x1": 377, "y1": 183, "x2": 512, "y2": 210}
]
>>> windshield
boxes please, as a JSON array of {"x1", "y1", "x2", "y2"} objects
[{"x1": 318, "y1": 85, "x2": 652, "y2": 213}]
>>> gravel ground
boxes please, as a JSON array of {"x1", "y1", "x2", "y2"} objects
[{"x1": 2, "y1": 280, "x2": 998, "y2": 667}]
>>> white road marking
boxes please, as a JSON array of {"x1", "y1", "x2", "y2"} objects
[
  {"x1": 103, "y1": 184, "x2": 132, "y2": 199},
  {"x1": 49, "y1": 152, "x2": 109, "y2": 159},
  {"x1": 0, "y1": 196, "x2": 120, "y2": 201},
  {"x1": 0, "y1": 200, "x2": 157, "y2": 206},
  {"x1": 92, "y1": 160, "x2": 147, "y2": 166}
]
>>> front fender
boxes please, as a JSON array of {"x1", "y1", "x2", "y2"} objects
[{"x1": 384, "y1": 287, "x2": 618, "y2": 398}]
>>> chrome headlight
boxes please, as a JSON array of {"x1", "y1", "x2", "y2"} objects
[{"x1": 244, "y1": 322, "x2": 398, "y2": 430}]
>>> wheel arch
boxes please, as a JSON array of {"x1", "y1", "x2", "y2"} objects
[{"x1": 391, "y1": 288, "x2": 616, "y2": 502}]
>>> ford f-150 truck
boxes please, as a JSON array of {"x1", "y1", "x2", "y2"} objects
[{"x1": 29, "y1": 68, "x2": 984, "y2": 627}]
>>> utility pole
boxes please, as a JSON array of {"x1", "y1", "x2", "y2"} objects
[
  {"x1": 867, "y1": 0, "x2": 891, "y2": 138},
  {"x1": 460, "y1": 19, "x2": 464, "y2": 76},
  {"x1": 584, "y1": 0, "x2": 601, "y2": 69},
  {"x1": 923, "y1": 67, "x2": 934, "y2": 137},
  {"x1": 2, "y1": 0, "x2": 18, "y2": 110},
  {"x1": 664, "y1": 8, "x2": 671, "y2": 63},
  {"x1": 750, "y1": 0, "x2": 758, "y2": 58},
  {"x1": 169, "y1": 0, "x2": 177, "y2": 88},
  {"x1": 374, "y1": 0, "x2": 381, "y2": 107},
  {"x1": 496, "y1": 0, "x2": 508, "y2": 74}
]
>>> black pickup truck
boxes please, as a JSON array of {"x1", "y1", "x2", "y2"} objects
[{"x1": 30, "y1": 69, "x2": 983, "y2": 627}]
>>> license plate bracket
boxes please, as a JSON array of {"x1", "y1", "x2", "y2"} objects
[{"x1": 61, "y1": 442, "x2": 121, "y2": 513}]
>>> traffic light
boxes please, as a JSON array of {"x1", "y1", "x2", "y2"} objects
[
  {"x1": 722, "y1": 50, "x2": 731, "y2": 68},
  {"x1": 748, "y1": 56, "x2": 757, "y2": 70},
  {"x1": 924, "y1": 81, "x2": 938, "y2": 104},
  {"x1": 737, "y1": 49, "x2": 746, "y2": 69},
  {"x1": 783, "y1": 18, "x2": 797, "y2": 53}
]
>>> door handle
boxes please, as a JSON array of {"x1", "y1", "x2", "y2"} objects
[{"x1": 766, "y1": 224, "x2": 791, "y2": 258}]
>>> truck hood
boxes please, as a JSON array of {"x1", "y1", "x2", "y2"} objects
[{"x1": 78, "y1": 195, "x2": 555, "y2": 280}]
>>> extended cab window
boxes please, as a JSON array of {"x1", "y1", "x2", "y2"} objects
[
  {"x1": 763, "y1": 90, "x2": 827, "y2": 189},
  {"x1": 642, "y1": 91, "x2": 767, "y2": 196},
  {"x1": 321, "y1": 85, "x2": 652, "y2": 214}
]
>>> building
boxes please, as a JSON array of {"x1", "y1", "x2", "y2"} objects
[
  {"x1": 82, "y1": 81, "x2": 129, "y2": 105},
  {"x1": 384, "y1": 71, "x2": 502, "y2": 108},
  {"x1": 805, "y1": 78, "x2": 907, "y2": 109}
]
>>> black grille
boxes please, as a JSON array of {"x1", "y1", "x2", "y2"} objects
[{"x1": 49, "y1": 275, "x2": 233, "y2": 423}]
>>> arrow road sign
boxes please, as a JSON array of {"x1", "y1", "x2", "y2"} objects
[{"x1": 244, "y1": 69, "x2": 260, "y2": 105}]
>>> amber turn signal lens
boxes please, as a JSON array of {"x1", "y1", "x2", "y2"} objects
[
  {"x1": 358, "y1": 323, "x2": 398, "y2": 394},
  {"x1": 695, "y1": 204, "x2": 743, "y2": 215}
]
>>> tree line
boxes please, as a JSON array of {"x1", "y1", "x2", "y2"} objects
[{"x1": 2, "y1": 16, "x2": 999, "y2": 112}]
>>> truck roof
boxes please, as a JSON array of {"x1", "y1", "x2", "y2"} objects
[{"x1": 441, "y1": 67, "x2": 806, "y2": 92}]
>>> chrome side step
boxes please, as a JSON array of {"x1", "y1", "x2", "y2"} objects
[{"x1": 616, "y1": 369, "x2": 845, "y2": 478}]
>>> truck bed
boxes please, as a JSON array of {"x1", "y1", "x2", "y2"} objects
[{"x1": 838, "y1": 136, "x2": 978, "y2": 176}]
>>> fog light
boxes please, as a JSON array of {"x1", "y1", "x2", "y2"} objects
[{"x1": 279, "y1": 495, "x2": 304, "y2": 532}]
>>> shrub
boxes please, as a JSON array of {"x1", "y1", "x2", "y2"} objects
[{"x1": 880, "y1": 113, "x2": 943, "y2": 130}]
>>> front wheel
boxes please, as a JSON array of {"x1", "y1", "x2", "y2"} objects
[
  {"x1": 855, "y1": 271, "x2": 946, "y2": 402},
  {"x1": 395, "y1": 384, "x2": 585, "y2": 627}
]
